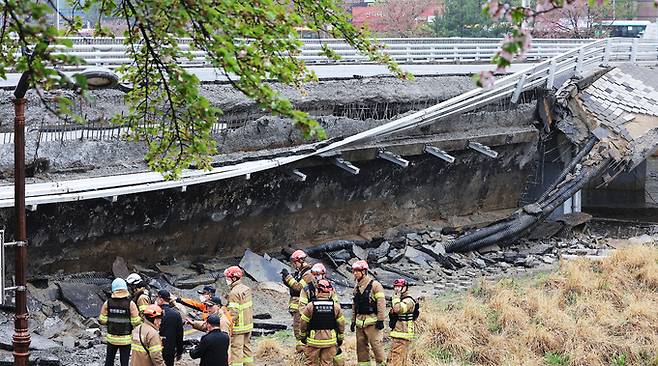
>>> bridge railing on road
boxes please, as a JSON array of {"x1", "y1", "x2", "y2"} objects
[
  {"x1": 0, "y1": 38, "x2": 657, "y2": 145},
  {"x1": 0, "y1": 38, "x2": 657, "y2": 207},
  {"x1": 49, "y1": 37, "x2": 593, "y2": 67}
]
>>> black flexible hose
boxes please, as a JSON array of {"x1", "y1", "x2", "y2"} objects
[
  {"x1": 445, "y1": 137, "x2": 599, "y2": 253},
  {"x1": 537, "y1": 136, "x2": 598, "y2": 202},
  {"x1": 448, "y1": 154, "x2": 611, "y2": 253}
]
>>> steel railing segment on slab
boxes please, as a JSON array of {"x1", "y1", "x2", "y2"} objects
[
  {"x1": 0, "y1": 38, "x2": 656, "y2": 208},
  {"x1": 40, "y1": 37, "x2": 594, "y2": 68}
]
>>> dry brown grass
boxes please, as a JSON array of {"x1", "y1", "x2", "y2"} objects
[
  {"x1": 411, "y1": 245, "x2": 658, "y2": 366},
  {"x1": 255, "y1": 245, "x2": 658, "y2": 366}
]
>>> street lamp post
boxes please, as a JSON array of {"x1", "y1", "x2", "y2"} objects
[
  {"x1": 11, "y1": 72, "x2": 29, "y2": 366},
  {"x1": 11, "y1": 67, "x2": 119, "y2": 366}
]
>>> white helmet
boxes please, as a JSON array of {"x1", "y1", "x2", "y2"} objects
[{"x1": 126, "y1": 273, "x2": 143, "y2": 285}]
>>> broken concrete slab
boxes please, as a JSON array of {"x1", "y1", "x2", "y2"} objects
[
  {"x1": 352, "y1": 244, "x2": 368, "y2": 261},
  {"x1": 0, "y1": 324, "x2": 61, "y2": 351},
  {"x1": 417, "y1": 243, "x2": 446, "y2": 260},
  {"x1": 173, "y1": 273, "x2": 217, "y2": 289},
  {"x1": 57, "y1": 282, "x2": 104, "y2": 318},
  {"x1": 556, "y1": 212, "x2": 592, "y2": 227},
  {"x1": 239, "y1": 249, "x2": 291, "y2": 283},
  {"x1": 111, "y1": 257, "x2": 130, "y2": 280},
  {"x1": 372, "y1": 268, "x2": 416, "y2": 289},
  {"x1": 368, "y1": 241, "x2": 390, "y2": 262},
  {"x1": 256, "y1": 282, "x2": 288, "y2": 294},
  {"x1": 405, "y1": 232, "x2": 422, "y2": 244},
  {"x1": 329, "y1": 249, "x2": 352, "y2": 263},
  {"x1": 477, "y1": 244, "x2": 501, "y2": 254},
  {"x1": 521, "y1": 243, "x2": 554, "y2": 256},
  {"x1": 253, "y1": 321, "x2": 288, "y2": 331},
  {"x1": 387, "y1": 248, "x2": 404, "y2": 263},
  {"x1": 0, "y1": 350, "x2": 61, "y2": 366},
  {"x1": 378, "y1": 264, "x2": 421, "y2": 281},
  {"x1": 132, "y1": 264, "x2": 160, "y2": 278},
  {"x1": 405, "y1": 246, "x2": 434, "y2": 262},
  {"x1": 527, "y1": 221, "x2": 565, "y2": 241}
]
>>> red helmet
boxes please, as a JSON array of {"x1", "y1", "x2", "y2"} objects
[
  {"x1": 317, "y1": 279, "x2": 333, "y2": 293},
  {"x1": 224, "y1": 266, "x2": 243, "y2": 280},
  {"x1": 290, "y1": 250, "x2": 307, "y2": 262},
  {"x1": 311, "y1": 263, "x2": 326, "y2": 275},
  {"x1": 393, "y1": 278, "x2": 408, "y2": 287},
  {"x1": 352, "y1": 260, "x2": 369, "y2": 272},
  {"x1": 143, "y1": 304, "x2": 163, "y2": 318}
]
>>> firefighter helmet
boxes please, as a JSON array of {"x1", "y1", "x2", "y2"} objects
[
  {"x1": 290, "y1": 250, "x2": 307, "y2": 262},
  {"x1": 393, "y1": 278, "x2": 408, "y2": 287},
  {"x1": 311, "y1": 263, "x2": 326, "y2": 275},
  {"x1": 317, "y1": 279, "x2": 333, "y2": 293},
  {"x1": 125, "y1": 273, "x2": 143, "y2": 286},
  {"x1": 224, "y1": 266, "x2": 243, "y2": 280},
  {"x1": 143, "y1": 304, "x2": 163, "y2": 319},
  {"x1": 352, "y1": 260, "x2": 369, "y2": 272}
]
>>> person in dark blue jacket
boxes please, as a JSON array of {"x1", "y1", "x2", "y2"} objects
[
  {"x1": 155, "y1": 290, "x2": 184, "y2": 366},
  {"x1": 190, "y1": 314, "x2": 230, "y2": 366}
]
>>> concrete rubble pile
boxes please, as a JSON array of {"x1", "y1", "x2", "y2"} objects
[{"x1": 0, "y1": 216, "x2": 656, "y2": 365}]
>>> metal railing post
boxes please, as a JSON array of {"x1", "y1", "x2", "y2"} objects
[
  {"x1": 631, "y1": 38, "x2": 638, "y2": 64},
  {"x1": 546, "y1": 59, "x2": 557, "y2": 89},
  {"x1": 511, "y1": 74, "x2": 527, "y2": 104},
  {"x1": 603, "y1": 38, "x2": 612, "y2": 66},
  {"x1": 575, "y1": 47, "x2": 585, "y2": 76}
]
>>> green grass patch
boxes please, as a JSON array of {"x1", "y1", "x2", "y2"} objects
[{"x1": 545, "y1": 351, "x2": 569, "y2": 366}]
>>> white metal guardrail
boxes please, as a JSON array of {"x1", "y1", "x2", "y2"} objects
[
  {"x1": 0, "y1": 38, "x2": 656, "y2": 208},
  {"x1": 48, "y1": 37, "x2": 595, "y2": 68}
]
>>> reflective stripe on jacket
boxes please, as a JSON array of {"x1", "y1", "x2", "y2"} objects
[
  {"x1": 298, "y1": 281, "x2": 339, "y2": 309},
  {"x1": 284, "y1": 264, "x2": 314, "y2": 312},
  {"x1": 134, "y1": 289, "x2": 151, "y2": 314},
  {"x1": 390, "y1": 294, "x2": 415, "y2": 340},
  {"x1": 191, "y1": 307, "x2": 233, "y2": 336},
  {"x1": 227, "y1": 279, "x2": 253, "y2": 334},
  {"x1": 130, "y1": 320, "x2": 166, "y2": 366},
  {"x1": 299, "y1": 296, "x2": 345, "y2": 348},
  {"x1": 98, "y1": 290, "x2": 142, "y2": 346},
  {"x1": 351, "y1": 276, "x2": 386, "y2": 328}
]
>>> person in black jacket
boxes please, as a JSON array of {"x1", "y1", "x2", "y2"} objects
[
  {"x1": 190, "y1": 315, "x2": 230, "y2": 366},
  {"x1": 155, "y1": 290, "x2": 184, "y2": 366}
]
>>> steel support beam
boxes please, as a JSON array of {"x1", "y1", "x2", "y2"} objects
[
  {"x1": 511, "y1": 74, "x2": 527, "y2": 104},
  {"x1": 424, "y1": 145, "x2": 455, "y2": 163},
  {"x1": 288, "y1": 169, "x2": 307, "y2": 182},
  {"x1": 378, "y1": 150, "x2": 409, "y2": 168},
  {"x1": 104, "y1": 195, "x2": 118, "y2": 203},
  {"x1": 333, "y1": 157, "x2": 360, "y2": 175},
  {"x1": 468, "y1": 142, "x2": 498, "y2": 158}
]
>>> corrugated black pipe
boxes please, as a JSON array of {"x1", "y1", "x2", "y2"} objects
[
  {"x1": 448, "y1": 156, "x2": 611, "y2": 253},
  {"x1": 445, "y1": 136, "x2": 599, "y2": 253},
  {"x1": 537, "y1": 136, "x2": 598, "y2": 202}
]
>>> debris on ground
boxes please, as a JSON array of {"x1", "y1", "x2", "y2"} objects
[{"x1": 0, "y1": 218, "x2": 655, "y2": 365}]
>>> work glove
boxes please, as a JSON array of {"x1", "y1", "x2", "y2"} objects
[
  {"x1": 350, "y1": 323, "x2": 356, "y2": 332},
  {"x1": 337, "y1": 339, "x2": 343, "y2": 347},
  {"x1": 280, "y1": 268, "x2": 289, "y2": 282},
  {"x1": 375, "y1": 320, "x2": 385, "y2": 330}
]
